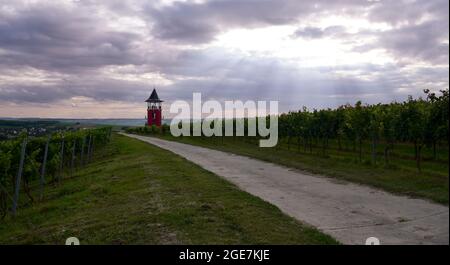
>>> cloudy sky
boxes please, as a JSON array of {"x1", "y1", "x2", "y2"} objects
[{"x1": 0, "y1": 0, "x2": 448, "y2": 119}]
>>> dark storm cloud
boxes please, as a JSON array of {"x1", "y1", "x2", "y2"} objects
[
  {"x1": 288, "y1": 0, "x2": 448, "y2": 64},
  {"x1": 0, "y1": 77, "x2": 151, "y2": 104},
  {"x1": 0, "y1": 2, "x2": 145, "y2": 72},
  {"x1": 367, "y1": 0, "x2": 448, "y2": 64},
  {"x1": 350, "y1": 18, "x2": 449, "y2": 65},
  {"x1": 147, "y1": 0, "x2": 305, "y2": 43},
  {"x1": 146, "y1": 0, "x2": 371, "y2": 44},
  {"x1": 378, "y1": 19, "x2": 449, "y2": 64},
  {"x1": 368, "y1": 0, "x2": 448, "y2": 25},
  {"x1": 0, "y1": 0, "x2": 448, "y2": 112},
  {"x1": 0, "y1": 84, "x2": 70, "y2": 104}
]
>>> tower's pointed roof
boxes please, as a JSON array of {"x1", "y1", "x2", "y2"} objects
[{"x1": 145, "y1": 88, "x2": 163, "y2": 103}]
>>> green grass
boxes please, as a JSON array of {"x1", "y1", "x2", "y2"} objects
[
  {"x1": 0, "y1": 134, "x2": 337, "y2": 245},
  {"x1": 141, "y1": 134, "x2": 449, "y2": 205}
]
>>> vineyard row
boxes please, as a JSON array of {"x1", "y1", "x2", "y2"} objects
[{"x1": 0, "y1": 127, "x2": 113, "y2": 219}]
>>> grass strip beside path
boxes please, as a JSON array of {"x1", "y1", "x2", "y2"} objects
[{"x1": 0, "y1": 134, "x2": 337, "y2": 245}]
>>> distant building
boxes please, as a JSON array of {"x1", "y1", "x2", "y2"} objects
[{"x1": 145, "y1": 88, "x2": 163, "y2": 127}]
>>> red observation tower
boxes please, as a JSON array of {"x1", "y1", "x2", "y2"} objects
[{"x1": 145, "y1": 89, "x2": 163, "y2": 127}]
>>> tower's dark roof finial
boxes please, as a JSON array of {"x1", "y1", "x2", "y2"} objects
[{"x1": 145, "y1": 88, "x2": 163, "y2": 103}]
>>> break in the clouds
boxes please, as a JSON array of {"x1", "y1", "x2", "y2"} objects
[{"x1": 0, "y1": 0, "x2": 448, "y2": 118}]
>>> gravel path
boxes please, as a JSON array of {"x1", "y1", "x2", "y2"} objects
[{"x1": 122, "y1": 133, "x2": 449, "y2": 245}]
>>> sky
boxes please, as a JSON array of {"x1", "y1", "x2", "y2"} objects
[{"x1": 0, "y1": 0, "x2": 448, "y2": 119}]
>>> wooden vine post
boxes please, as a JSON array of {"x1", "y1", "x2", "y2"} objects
[
  {"x1": 89, "y1": 136, "x2": 94, "y2": 161},
  {"x1": 39, "y1": 136, "x2": 50, "y2": 201},
  {"x1": 12, "y1": 137, "x2": 27, "y2": 216},
  {"x1": 86, "y1": 135, "x2": 92, "y2": 164},
  {"x1": 71, "y1": 140, "x2": 76, "y2": 177},
  {"x1": 80, "y1": 136, "x2": 86, "y2": 166},
  {"x1": 58, "y1": 136, "x2": 65, "y2": 183}
]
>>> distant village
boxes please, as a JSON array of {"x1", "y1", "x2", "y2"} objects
[{"x1": 0, "y1": 120, "x2": 77, "y2": 140}]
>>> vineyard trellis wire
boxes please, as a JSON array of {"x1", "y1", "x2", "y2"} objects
[{"x1": 0, "y1": 127, "x2": 112, "y2": 219}]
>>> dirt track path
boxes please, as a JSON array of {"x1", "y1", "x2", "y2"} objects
[{"x1": 122, "y1": 133, "x2": 449, "y2": 245}]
